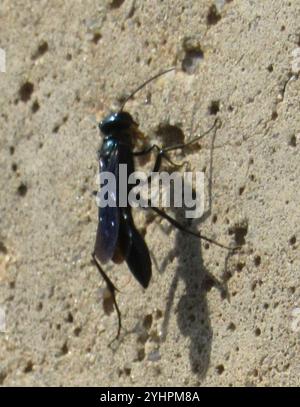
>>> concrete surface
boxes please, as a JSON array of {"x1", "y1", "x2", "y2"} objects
[{"x1": 0, "y1": 0, "x2": 299, "y2": 386}]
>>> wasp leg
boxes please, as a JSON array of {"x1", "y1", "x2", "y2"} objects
[
  {"x1": 135, "y1": 144, "x2": 187, "y2": 172},
  {"x1": 149, "y1": 207, "x2": 240, "y2": 251},
  {"x1": 133, "y1": 144, "x2": 159, "y2": 156},
  {"x1": 162, "y1": 117, "x2": 221, "y2": 154},
  {"x1": 144, "y1": 143, "x2": 239, "y2": 251},
  {"x1": 136, "y1": 119, "x2": 235, "y2": 251},
  {"x1": 134, "y1": 118, "x2": 220, "y2": 168},
  {"x1": 92, "y1": 252, "x2": 122, "y2": 342}
]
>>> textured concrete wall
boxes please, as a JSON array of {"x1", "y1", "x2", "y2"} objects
[{"x1": 0, "y1": 0, "x2": 299, "y2": 386}]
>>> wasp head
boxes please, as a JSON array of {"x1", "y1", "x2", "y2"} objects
[{"x1": 99, "y1": 112, "x2": 136, "y2": 135}]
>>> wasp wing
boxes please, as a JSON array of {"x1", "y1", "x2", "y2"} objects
[
  {"x1": 119, "y1": 208, "x2": 152, "y2": 288},
  {"x1": 94, "y1": 144, "x2": 120, "y2": 264}
]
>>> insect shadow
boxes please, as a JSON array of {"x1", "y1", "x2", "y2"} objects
[{"x1": 156, "y1": 124, "x2": 231, "y2": 378}]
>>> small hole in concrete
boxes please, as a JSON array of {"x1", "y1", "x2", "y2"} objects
[
  {"x1": 32, "y1": 41, "x2": 48, "y2": 60},
  {"x1": 236, "y1": 262, "x2": 245, "y2": 272},
  {"x1": 143, "y1": 314, "x2": 153, "y2": 330},
  {"x1": 19, "y1": 82, "x2": 34, "y2": 102},
  {"x1": 216, "y1": 364, "x2": 225, "y2": 374},
  {"x1": 9, "y1": 281, "x2": 15, "y2": 289},
  {"x1": 73, "y1": 327, "x2": 82, "y2": 337},
  {"x1": 228, "y1": 322, "x2": 236, "y2": 331},
  {"x1": 53, "y1": 125, "x2": 60, "y2": 134},
  {"x1": 17, "y1": 183, "x2": 28, "y2": 197},
  {"x1": 208, "y1": 100, "x2": 220, "y2": 115},
  {"x1": 36, "y1": 302, "x2": 43, "y2": 311},
  {"x1": 124, "y1": 367, "x2": 131, "y2": 376},
  {"x1": 289, "y1": 235, "x2": 296, "y2": 246},
  {"x1": 0, "y1": 241, "x2": 8, "y2": 254},
  {"x1": 92, "y1": 33, "x2": 102, "y2": 44},
  {"x1": 207, "y1": 5, "x2": 221, "y2": 25},
  {"x1": 24, "y1": 361, "x2": 33, "y2": 373},
  {"x1": 255, "y1": 327, "x2": 261, "y2": 336},
  {"x1": 61, "y1": 341, "x2": 69, "y2": 355},
  {"x1": 254, "y1": 255, "x2": 261, "y2": 267},
  {"x1": 137, "y1": 348, "x2": 145, "y2": 361},
  {"x1": 109, "y1": 0, "x2": 125, "y2": 8},
  {"x1": 251, "y1": 280, "x2": 262, "y2": 291},
  {"x1": 267, "y1": 64, "x2": 274, "y2": 72},
  {"x1": 66, "y1": 312, "x2": 73, "y2": 323},
  {"x1": 182, "y1": 49, "x2": 204, "y2": 74},
  {"x1": 239, "y1": 186, "x2": 245, "y2": 195},
  {"x1": 288, "y1": 134, "x2": 296, "y2": 147},
  {"x1": 0, "y1": 372, "x2": 7, "y2": 385},
  {"x1": 155, "y1": 309, "x2": 163, "y2": 319},
  {"x1": 31, "y1": 100, "x2": 40, "y2": 113}
]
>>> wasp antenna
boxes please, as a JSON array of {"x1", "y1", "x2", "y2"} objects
[{"x1": 120, "y1": 67, "x2": 176, "y2": 111}]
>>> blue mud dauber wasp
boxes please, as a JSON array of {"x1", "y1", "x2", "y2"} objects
[{"x1": 92, "y1": 68, "x2": 238, "y2": 340}]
